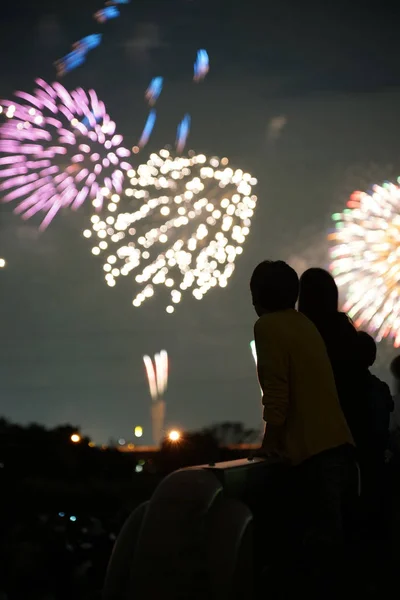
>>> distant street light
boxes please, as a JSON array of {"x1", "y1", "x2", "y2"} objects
[
  {"x1": 168, "y1": 430, "x2": 181, "y2": 442},
  {"x1": 70, "y1": 433, "x2": 81, "y2": 443},
  {"x1": 134, "y1": 426, "x2": 143, "y2": 438}
]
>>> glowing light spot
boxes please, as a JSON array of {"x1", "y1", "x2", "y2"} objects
[{"x1": 168, "y1": 430, "x2": 181, "y2": 442}]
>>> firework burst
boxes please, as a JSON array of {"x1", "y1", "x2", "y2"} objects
[
  {"x1": 84, "y1": 149, "x2": 257, "y2": 312},
  {"x1": 0, "y1": 79, "x2": 132, "y2": 229},
  {"x1": 329, "y1": 182, "x2": 400, "y2": 347},
  {"x1": 143, "y1": 350, "x2": 168, "y2": 446}
]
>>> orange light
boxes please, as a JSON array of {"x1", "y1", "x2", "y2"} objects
[{"x1": 168, "y1": 430, "x2": 181, "y2": 442}]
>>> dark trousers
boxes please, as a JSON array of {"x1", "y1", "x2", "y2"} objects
[
  {"x1": 291, "y1": 444, "x2": 357, "y2": 599},
  {"x1": 255, "y1": 445, "x2": 357, "y2": 600}
]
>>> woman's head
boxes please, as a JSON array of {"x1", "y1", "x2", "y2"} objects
[
  {"x1": 390, "y1": 355, "x2": 400, "y2": 382},
  {"x1": 298, "y1": 268, "x2": 339, "y2": 319},
  {"x1": 250, "y1": 260, "x2": 299, "y2": 316}
]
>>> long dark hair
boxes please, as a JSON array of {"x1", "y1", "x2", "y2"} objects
[{"x1": 298, "y1": 268, "x2": 339, "y2": 320}]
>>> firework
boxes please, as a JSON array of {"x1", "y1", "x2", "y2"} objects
[
  {"x1": 143, "y1": 349, "x2": 168, "y2": 402},
  {"x1": 145, "y1": 77, "x2": 163, "y2": 106},
  {"x1": 84, "y1": 149, "x2": 257, "y2": 312},
  {"x1": 250, "y1": 340, "x2": 262, "y2": 395},
  {"x1": 73, "y1": 34, "x2": 103, "y2": 53},
  {"x1": 138, "y1": 110, "x2": 157, "y2": 149},
  {"x1": 0, "y1": 80, "x2": 132, "y2": 229},
  {"x1": 250, "y1": 340, "x2": 257, "y2": 365},
  {"x1": 143, "y1": 350, "x2": 168, "y2": 446},
  {"x1": 94, "y1": 6, "x2": 120, "y2": 23},
  {"x1": 55, "y1": 49, "x2": 86, "y2": 78},
  {"x1": 329, "y1": 183, "x2": 400, "y2": 347},
  {"x1": 55, "y1": 35, "x2": 103, "y2": 77},
  {"x1": 176, "y1": 114, "x2": 191, "y2": 154},
  {"x1": 194, "y1": 49, "x2": 209, "y2": 82}
]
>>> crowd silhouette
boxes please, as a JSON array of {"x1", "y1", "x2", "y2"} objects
[{"x1": 251, "y1": 261, "x2": 399, "y2": 599}]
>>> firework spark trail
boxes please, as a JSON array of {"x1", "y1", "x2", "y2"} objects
[
  {"x1": 329, "y1": 182, "x2": 400, "y2": 347},
  {"x1": 55, "y1": 0, "x2": 130, "y2": 77},
  {"x1": 0, "y1": 80, "x2": 132, "y2": 229},
  {"x1": 176, "y1": 114, "x2": 191, "y2": 154},
  {"x1": 55, "y1": 35, "x2": 103, "y2": 77},
  {"x1": 138, "y1": 110, "x2": 157, "y2": 149},
  {"x1": 94, "y1": 5, "x2": 120, "y2": 23},
  {"x1": 194, "y1": 49, "x2": 209, "y2": 82},
  {"x1": 143, "y1": 350, "x2": 168, "y2": 402},
  {"x1": 143, "y1": 350, "x2": 168, "y2": 447},
  {"x1": 55, "y1": 49, "x2": 87, "y2": 78},
  {"x1": 143, "y1": 355, "x2": 158, "y2": 401},
  {"x1": 145, "y1": 77, "x2": 164, "y2": 107},
  {"x1": 84, "y1": 149, "x2": 257, "y2": 312},
  {"x1": 250, "y1": 340, "x2": 257, "y2": 365},
  {"x1": 250, "y1": 339, "x2": 263, "y2": 396},
  {"x1": 155, "y1": 349, "x2": 168, "y2": 397}
]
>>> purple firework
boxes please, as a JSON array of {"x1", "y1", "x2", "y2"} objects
[{"x1": 0, "y1": 79, "x2": 132, "y2": 230}]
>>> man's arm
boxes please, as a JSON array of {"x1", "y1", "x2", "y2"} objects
[{"x1": 254, "y1": 318, "x2": 289, "y2": 455}]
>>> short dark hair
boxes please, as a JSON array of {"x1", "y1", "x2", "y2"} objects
[
  {"x1": 357, "y1": 331, "x2": 377, "y2": 368},
  {"x1": 250, "y1": 260, "x2": 299, "y2": 312},
  {"x1": 390, "y1": 355, "x2": 400, "y2": 380}
]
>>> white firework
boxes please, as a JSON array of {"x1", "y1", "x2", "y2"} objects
[{"x1": 84, "y1": 149, "x2": 257, "y2": 312}]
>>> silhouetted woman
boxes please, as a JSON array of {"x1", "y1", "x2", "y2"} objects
[{"x1": 298, "y1": 268, "x2": 367, "y2": 448}]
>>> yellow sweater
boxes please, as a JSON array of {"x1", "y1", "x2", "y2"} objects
[{"x1": 254, "y1": 309, "x2": 353, "y2": 465}]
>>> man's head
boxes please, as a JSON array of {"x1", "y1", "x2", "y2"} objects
[
  {"x1": 250, "y1": 260, "x2": 299, "y2": 316},
  {"x1": 357, "y1": 331, "x2": 377, "y2": 368}
]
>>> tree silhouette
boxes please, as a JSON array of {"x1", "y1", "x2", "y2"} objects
[{"x1": 202, "y1": 422, "x2": 260, "y2": 446}]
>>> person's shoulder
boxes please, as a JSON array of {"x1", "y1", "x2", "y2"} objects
[
  {"x1": 255, "y1": 309, "x2": 319, "y2": 339},
  {"x1": 370, "y1": 374, "x2": 394, "y2": 405},
  {"x1": 336, "y1": 312, "x2": 358, "y2": 335},
  {"x1": 370, "y1": 373, "x2": 388, "y2": 388},
  {"x1": 255, "y1": 310, "x2": 297, "y2": 336},
  {"x1": 254, "y1": 313, "x2": 277, "y2": 334}
]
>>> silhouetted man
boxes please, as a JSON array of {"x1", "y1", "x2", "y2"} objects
[{"x1": 250, "y1": 260, "x2": 355, "y2": 599}]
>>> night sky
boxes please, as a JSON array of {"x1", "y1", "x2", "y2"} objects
[{"x1": 1, "y1": 0, "x2": 400, "y2": 444}]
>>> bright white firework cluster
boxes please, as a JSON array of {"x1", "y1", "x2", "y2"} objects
[
  {"x1": 84, "y1": 149, "x2": 257, "y2": 312},
  {"x1": 329, "y1": 183, "x2": 400, "y2": 347}
]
